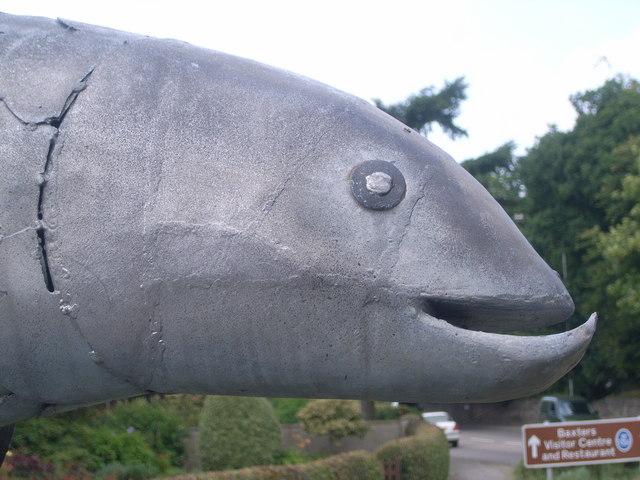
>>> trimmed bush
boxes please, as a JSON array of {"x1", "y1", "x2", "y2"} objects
[
  {"x1": 401, "y1": 413, "x2": 423, "y2": 436},
  {"x1": 296, "y1": 400, "x2": 368, "y2": 442},
  {"x1": 156, "y1": 450, "x2": 383, "y2": 480},
  {"x1": 376, "y1": 421, "x2": 449, "y2": 480},
  {"x1": 160, "y1": 394, "x2": 207, "y2": 428},
  {"x1": 198, "y1": 396, "x2": 282, "y2": 471},
  {"x1": 318, "y1": 450, "x2": 384, "y2": 479}
]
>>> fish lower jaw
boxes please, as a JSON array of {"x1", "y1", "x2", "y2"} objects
[{"x1": 407, "y1": 311, "x2": 596, "y2": 402}]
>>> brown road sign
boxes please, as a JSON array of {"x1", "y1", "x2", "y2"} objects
[{"x1": 522, "y1": 418, "x2": 640, "y2": 468}]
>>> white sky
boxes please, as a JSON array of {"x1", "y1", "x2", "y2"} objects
[{"x1": 2, "y1": 0, "x2": 639, "y2": 162}]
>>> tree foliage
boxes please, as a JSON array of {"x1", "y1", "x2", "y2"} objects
[
  {"x1": 198, "y1": 396, "x2": 282, "y2": 472},
  {"x1": 296, "y1": 399, "x2": 369, "y2": 442},
  {"x1": 580, "y1": 136, "x2": 640, "y2": 392},
  {"x1": 462, "y1": 76, "x2": 640, "y2": 398},
  {"x1": 374, "y1": 77, "x2": 468, "y2": 139},
  {"x1": 461, "y1": 141, "x2": 523, "y2": 218}
]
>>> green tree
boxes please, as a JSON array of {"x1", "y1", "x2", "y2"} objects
[
  {"x1": 198, "y1": 396, "x2": 282, "y2": 471},
  {"x1": 374, "y1": 77, "x2": 468, "y2": 139},
  {"x1": 516, "y1": 76, "x2": 640, "y2": 397},
  {"x1": 580, "y1": 137, "x2": 640, "y2": 392},
  {"x1": 461, "y1": 141, "x2": 523, "y2": 218},
  {"x1": 520, "y1": 77, "x2": 640, "y2": 275}
]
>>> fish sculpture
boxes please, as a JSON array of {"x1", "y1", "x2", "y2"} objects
[{"x1": 0, "y1": 12, "x2": 595, "y2": 456}]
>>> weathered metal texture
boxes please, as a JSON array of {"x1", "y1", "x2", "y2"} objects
[{"x1": 0, "y1": 13, "x2": 595, "y2": 427}]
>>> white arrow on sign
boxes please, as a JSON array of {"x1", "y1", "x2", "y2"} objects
[{"x1": 528, "y1": 434, "x2": 541, "y2": 459}]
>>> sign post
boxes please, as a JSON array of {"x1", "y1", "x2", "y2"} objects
[{"x1": 522, "y1": 418, "x2": 640, "y2": 471}]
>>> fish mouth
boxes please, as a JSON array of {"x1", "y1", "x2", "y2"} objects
[
  {"x1": 419, "y1": 293, "x2": 575, "y2": 333},
  {"x1": 402, "y1": 295, "x2": 596, "y2": 402}
]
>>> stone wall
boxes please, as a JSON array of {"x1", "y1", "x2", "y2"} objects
[
  {"x1": 419, "y1": 397, "x2": 640, "y2": 426},
  {"x1": 592, "y1": 397, "x2": 640, "y2": 419},
  {"x1": 419, "y1": 399, "x2": 539, "y2": 425}
]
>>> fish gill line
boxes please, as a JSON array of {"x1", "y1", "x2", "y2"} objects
[
  {"x1": 380, "y1": 171, "x2": 433, "y2": 278},
  {"x1": 36, "y1": 68, "x2": 94, "y2": 292}
]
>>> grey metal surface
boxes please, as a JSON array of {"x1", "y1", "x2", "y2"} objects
[{"x1": 0, "y1": 12, "x2": 595, "y2": 427}]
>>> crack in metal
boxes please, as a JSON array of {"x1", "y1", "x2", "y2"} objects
[
  {"x1": 35, "y1": 68, "x2": 95, "y2": 292},
  {"x1": 56, "y1": 18, "x2": 79, "y2": 32},
  {"x1": 0, "y1": 98, "x2": 34, "y2": 127},
  {"x1": 0, "y1": 226, "x2": 38, "y2": 243},
  {"x1": 379, "y1": 170, "x2": 433, "y2": 277},
  {"x1": 37, "y1": 136, "x2": 57, "y2": 292},
  {"x1": 259, "y1": 109, "x2": 349, "y2": 220}
]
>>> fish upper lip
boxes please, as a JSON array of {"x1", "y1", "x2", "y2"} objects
[{"x1": 419, "y1": 293, "x2": 575, "y2": 333}]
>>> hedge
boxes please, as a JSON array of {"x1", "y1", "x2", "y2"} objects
[
  {"x1": 376, "y1": 422, "x2": 449, "y2": 480},
  {"x1": 159, "y1": 414, "x2": 449, "y2": 480},
  {"x1": 159, "y1": 450, "x2": 383, "y2": 480},
  {"x1": 198, "y1": 396, "x2": 282, "y2": 471},
  {"x1": 296, "y1": 400, "x2": 369, "y2": 442}
]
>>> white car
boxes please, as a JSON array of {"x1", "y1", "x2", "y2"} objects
[{"x1": 421, "y1": 411, "x2": 460, "y2": 447}]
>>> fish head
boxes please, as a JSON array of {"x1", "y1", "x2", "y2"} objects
[
  {"x1": 0, "y1": 15, "x2": 596, "y2": 422},
  {"x1": 97, "y1": 45, "x2": 591, "y2": 403}
]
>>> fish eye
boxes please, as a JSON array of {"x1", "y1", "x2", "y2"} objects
[{"x1": 350, "y1": 160, "x2": 406, "y2": 210}]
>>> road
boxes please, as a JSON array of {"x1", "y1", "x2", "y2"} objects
[{"x1": 449, "y1": 425, "x2": 523, "y2": 480}]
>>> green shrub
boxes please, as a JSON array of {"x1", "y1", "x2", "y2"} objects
[
  {"x1": 10, "y1": 398, "x2": 187, "y2": 477},
  {"x1": 11, "y1": 411, "x2": 95, "y2": 460},
  {"x1": 376, "y1": 421, "x2": 449, "y2": 480},
  {"x1": 296, "y1": 400, "x2": 368, "y2": 442},
  {"x1": 11, "y1": 412, "x2": 101, "y2": 474},
  {"x1": 88, "y1": 427, "x2": 159, "y2": 471},
  {"x1": 272, "y1": 447, "x2": 317, "y2": 466},
  {"x1": 269, "y1": 398, "x2": 310, "y2": 424},
  {"x1": 159, "y1": 394, "x2": 207, "y2": 427},
  {"x1": 156, "y1": 450, "x2": 383, "y2": 480},
  {"x1": 401, "y1": 413, "x2": 423, "y2": 436},
  {"x1": 100, "y1": 397, "x2": 186, "y2": 467},
  {"x1": 3, "y1": 451, "x2": 55, "y2": 478},
  {"x1": 198, "y1": 396, "x2": 282, "y2": 471},
  {"x1": 95, "y1": 462, "x2": 160, "y2": 480},
  {"x1": 317, "y1": 450, "x2": 384, "y2": 479}
]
